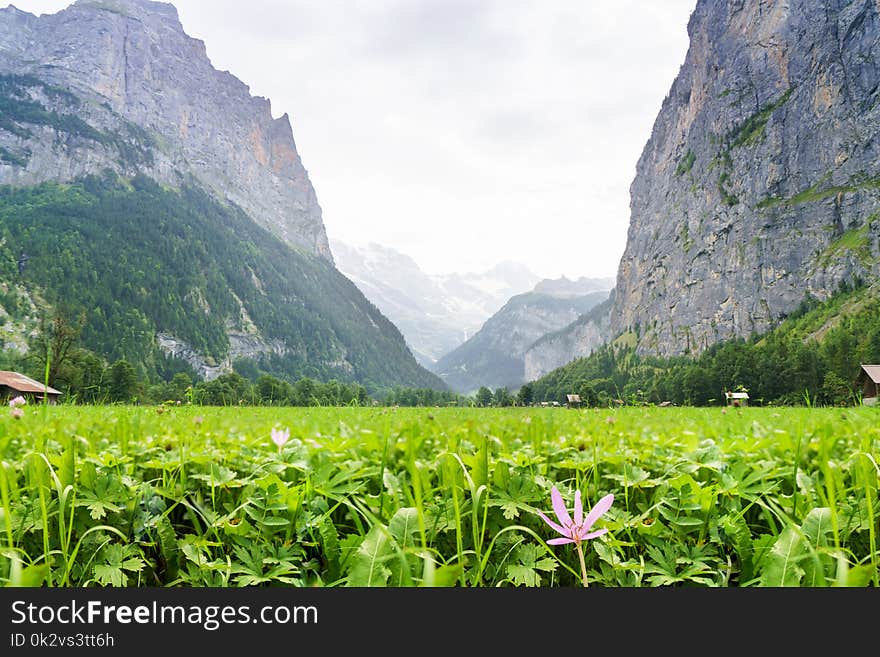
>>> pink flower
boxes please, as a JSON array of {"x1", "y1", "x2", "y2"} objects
[
  {"x1": 538, "y1": 486, "x2": 614, "y2": 546},
  {"x1": 8, "y1": 396, "x2": 26, "y2": 408},
  {"x1": 10, "y1": 407, "x2": 23, "y2": 419},
  {"x1": 271, "y1": 426, "x2": 290, "y2": 451}
]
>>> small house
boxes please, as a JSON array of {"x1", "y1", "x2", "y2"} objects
[
  {"x1": 859, "y1": 365, "x2": 880, "y2": 406},
  {"x1": 0, "y1": 371, "x2": 62, "y2": 405},
  {"x1": 725, "y1": 391, "x2": 749, "y2": 407},
  {"x1": 566, "y1": 394, "x2": 582, "y2": 408}
]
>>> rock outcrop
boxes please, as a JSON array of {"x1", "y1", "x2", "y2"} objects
[
  {"x1": 534, "y1": 0, "x2": 880, "y2": 376},
  {"x1": 0, "y1": 0, "x2": 447, "y2": 392},
  {"x1": 523, "y1": 296, "x2": 613, "y2": 382},
  {"x1": 0, "y1": 0, "x2": 331, "y2": 259},
  {"x1": 611, "y1": 0, "x2": 880, "y2": 356}
]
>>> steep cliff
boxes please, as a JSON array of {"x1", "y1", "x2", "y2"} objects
[
  {"x1": 0, "y1": 0, "x2": 330, "y2": 258},
  {"x1": 523, "y1": 295, "x2": 614, "y2": 382},
  {"x1": 0, "y1": 0, "x2": 446, "y2": 392},
  {"x1": 611, "y1": 0, "x2": 880, "y2": 356}
]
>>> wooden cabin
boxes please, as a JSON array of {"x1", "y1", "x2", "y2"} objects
[
  {"x1": 725, "y1": 391, "x2": 749, "y2": 407},
  {"x1": 566, "y1": 394, "x2": 582, "y2": 408},
  {"x1": 0, "y1": 371, "x2": 62, "y2": 405},
  {"x1": 859, "y1": 365, "x2": 880, "y2": 406}
]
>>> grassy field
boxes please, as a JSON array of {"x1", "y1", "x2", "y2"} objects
[{"x1": 1, "y1": 404, "x2": 877, "y2": 587}]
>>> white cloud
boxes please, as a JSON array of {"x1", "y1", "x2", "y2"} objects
[{"x1": 9, "y1": 0, "x2": 696, "y2": 280}]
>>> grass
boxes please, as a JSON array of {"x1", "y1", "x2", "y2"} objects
[
  {"x1": 815, "y1": 223, "x2": 875, "y2": 268},
  {"x1": 0, "y1": 404, "x2": 877, "y2": 587},
  {"x1": 727, "y1": 87, "x2": 794, "y2": 148},
  {"x1": 757, "y1": 176, "x2": 880, "y2": 210},
  {"x1": 675, "y1": 150, "x2": 696, "y2": 177}
]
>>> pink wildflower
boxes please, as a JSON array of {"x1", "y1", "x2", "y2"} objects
[
  {"x1": 539, "y1": 486, "x2": 614, "y2": 546},
  {"x1": 10, "y1": 407, "x2": 23, "y2": 419},
  {"x1": 538, "y1": 486, "x2": 614, "y2": 587},
  {"x1": 8, "y1": 396, "x2": 26, "y2": 408},
  {"x1": 271, "y1": 426, "x2": 290, "y2": 452}
]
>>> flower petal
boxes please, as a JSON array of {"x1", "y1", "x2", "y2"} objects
[
  {"x1": 581, "y1": 493, "x2": 614, "y2": 532},
  {"x1": 574, "y1": 490, "x2": 583, "y2": 526},
  {"x1": 580, "y1": 528, "x2": 608, "y2": 541},
  {"x1": 537, "y1": 511, "x2": 568, "y2": 537},
  {"x1": 551, "y1": 486, "x2": 573, "y2": 529},
  {"x1": 547, "y1": 537, "x2": 575, "y2": 546}
]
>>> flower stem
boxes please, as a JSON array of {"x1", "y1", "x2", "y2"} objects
[{"x1": 576, "y1": 543, "x2": 588, "y2": 588}]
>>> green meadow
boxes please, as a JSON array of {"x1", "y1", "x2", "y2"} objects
[{"x1": 1, "y1": 405, "x2": 877, "y2": 587}]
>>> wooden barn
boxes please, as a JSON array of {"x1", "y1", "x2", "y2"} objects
[
  {"x1": 0, "y1": 371, "x2": 62, "y2": 405},
  {"x1": 566, "y1": 394, "x2": 582, "y2": 408},
  {"x1": 859, "y1": 365, "x2": 880, "y2": 406}
]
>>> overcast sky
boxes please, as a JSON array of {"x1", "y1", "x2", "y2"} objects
[{"x1": 13, "y1": 0, "x2": 696, "y2": 280}]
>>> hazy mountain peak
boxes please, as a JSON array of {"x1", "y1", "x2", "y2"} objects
[
  {"x1": 330, "y1": 238, "x2": 543, "y2": 366},
  {"x1": 533, "y1": 276, "x2": 616, "y2": 298}
]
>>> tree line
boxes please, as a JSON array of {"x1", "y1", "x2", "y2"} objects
[{"x1": 528, "y1": 282, "x2": 880, "y2": 407}]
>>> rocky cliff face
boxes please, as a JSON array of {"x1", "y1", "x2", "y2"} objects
[
  {"x1": 0, "y1": 0, "x2": 331, "y2": 259},
  {"x1": 523, "y1": 296, "x2": 613, "y2": 382},
  {"x1": 0, "y1": 0, "x2": 446, "y2": 392},
  {"x1": 611, "y1": 0, "x2": 880, "y2": 356}
]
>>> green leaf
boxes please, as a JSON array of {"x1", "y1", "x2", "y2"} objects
[
  {"x1": 421, "y1": 560, "x2": 463, "y2": 588},
  {"x1": 190, "y1": 464, "x2": 242, "y2": 487},
  {"x1": 122, "y1": 557, "x2": 145, "y2": 573},
  {"x1": 347, "y1": 525, "x2": 393, "y2": 587},
  {"x1": 839, "y1": 563, "x2": 875, "y2": 587},
  {"x1": 506, "y1": 544, "x2": 557, "y2": 587},
  {"x1": 604, "y1": 463, "x2": 654, "y2": 488},
  {"x1": 156, "y1": 516, "x2": 179, "y2": 581},
  {"x1": 14, "y1": 564, "x2": 50, "y2": 587},
  {"x1": 507, "y1": 564, "x2": 541, "y2": 587},
  {"x1": 59, "y1": 434, "x2": 76, "y2": 490},
  {"x1": 719, "y1": 514, "x2": 754, "y2": 582},
  {"x1": 93, "y1": 564, "x2": 125, "y2": 587},
  {"x1": 759, "y1": 526, "x2": 805, "y2": 586},
  {"x1": 471, "y1": 436, "x2": 488, "y2": 489},
  {"x1": 801, "y1": 507, "x2": 833, "y2": 546},
  {"x1": 500, "y1": 501, "x2": 519, "y2": 520},
  {"x1": 669, "y1": 516, "x2": 704, "y2": 527},
  {"x1": 388, "y1": 507, "x2": 418, "y2": 549},
  {"x1": 318, "y1": 517, "x2": 340, "y2": 573}
]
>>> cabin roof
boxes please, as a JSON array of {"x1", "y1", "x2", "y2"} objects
[
  {"x1": 861, "y1": 365, "x2": 880, "y2": 384},
  {"x1": 0, "y1": 371, "x2": 63, "y2": 396}
]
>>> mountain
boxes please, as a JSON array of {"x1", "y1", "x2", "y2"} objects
[
  {"x1": 0, "y1": 0, "x2": 444, "y2": 393},
  {"x1": 330, "y1": 238, "x2": 541, "y2": 366},
  {"x1": 528, "y1": 0, "x2": 880, "y2": 375},
  {"x1": 523, "y1": 294, "x2": 615, "y2": 382},
  {"x1": 611, "y1": 0, "x2": 880, "y2": 356},
  {"x1": 529, "y1": 280, "x2": 880, "y2": 407},
  {"x1": 533, "y1": 276, "x2": 615, "y2": 297},
  {"x1": 434, "y1": 281, "x2": 611, "y2": 394},
  {"x1": 1, "y1": 0, "x2": 330, "y2": 260}
]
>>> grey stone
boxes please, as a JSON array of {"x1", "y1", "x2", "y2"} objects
[
  {"x1": 538, "y1": 0, "x2": 880, "y2": 369},
  {"x1": 0, "y1": 0, "x2": 331, "y2": 260}
]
